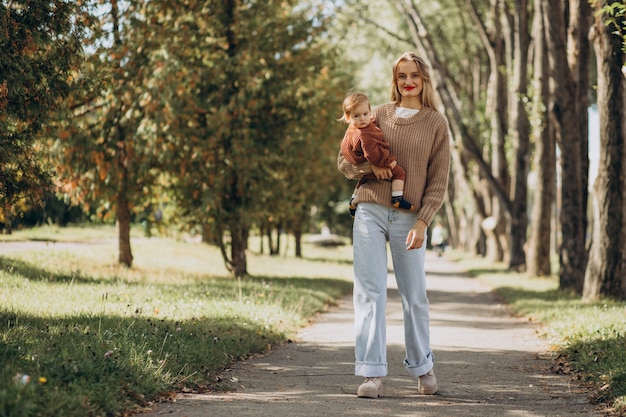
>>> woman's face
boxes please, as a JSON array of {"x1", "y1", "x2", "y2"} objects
[{"x1": 396, "y1": 60, "x2": 423, "y2": 102}]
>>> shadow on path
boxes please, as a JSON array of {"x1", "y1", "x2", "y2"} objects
[{"x1": 140, "y1": 252, "x2": 601, "y2": 417}]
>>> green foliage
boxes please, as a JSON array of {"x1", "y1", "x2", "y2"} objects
[
  {"x1": 135, "y1": 0, "x2": 352, "y2": 271},
  {"x1": 52, "y1": 0, "x2": 164, "y2": 222},
  {"x1": 333, "y1": 1, "x2": 412, "y2": 104},
  {"x1": 598, "y1": 2, "x2": 626, "y2": 53},
  {"x1": 0, "y1": 0, "x2": 90, "y2": 228},
  {"x1": 0, "y1": 226, "x2": 353, "y2": 417},
  {"x1": 37, "y1": 0, "x2": 354, "y2": 271}
]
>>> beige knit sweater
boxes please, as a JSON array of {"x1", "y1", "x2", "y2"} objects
[{"x1": 337, "y1": 102, "x2": 450, "y2": 226}]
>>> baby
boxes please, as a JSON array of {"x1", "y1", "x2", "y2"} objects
[{"x1": 340, "y1": 92, "x2": 414, "y2": 217}]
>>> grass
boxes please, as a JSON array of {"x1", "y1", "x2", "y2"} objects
[
  {"x1": 0, "y1": 225, "x2": 354, "y2": 417},
  {"x1": 450, "y1": 251, "x2": 626, "y2": 416}
]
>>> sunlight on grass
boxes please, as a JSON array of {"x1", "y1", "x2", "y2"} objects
[
  {"x1": 0, "y1": 226, "x2": 354, "y2": 417},
  {"x1": 0, "y1": 223, "x2": 144, "y2": 242}
]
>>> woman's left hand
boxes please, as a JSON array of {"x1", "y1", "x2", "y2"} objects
[{"x1": 406, "y1": 220, "x2": 427, "y2": 250}]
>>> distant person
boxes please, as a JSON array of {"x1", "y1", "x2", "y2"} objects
[
  {"x1": 337, "y1": 52, "x2": 450, "y2": 398},
  {"x1": 430, "y1": 222, "x2": 447, "y2": 257},
  {"x1": 340, "y1": 92, "x2": 414, "y2": 218}
]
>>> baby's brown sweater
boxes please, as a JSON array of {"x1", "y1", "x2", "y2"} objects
[{"x1": 337, "y1": 102, "x2": 450, "y2": 226}]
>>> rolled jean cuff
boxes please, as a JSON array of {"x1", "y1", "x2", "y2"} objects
[
  {"x1": 403, "y1": 350, "x2": 435, "y2": 378},
  {"x1": 355, "y1": 361, "x2": 388, "y2": 377}
]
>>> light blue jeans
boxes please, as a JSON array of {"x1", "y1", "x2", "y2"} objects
[{"x1": 353, "y1": 203, "x2": 434, "y2": 378}]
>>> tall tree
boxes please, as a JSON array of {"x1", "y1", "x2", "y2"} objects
[
  {"x1": 583, "y1": 2, "x2": 626, "y2": 300},
  {"x1": 468, "y1": 0, "x2": 510, "y2": 263},
  {"x1": 54, "y1": 0, "x2": 162, "y2": 266},
  {"x1": 527, "y1": 2, "x2": 556, "y2": 276},
  {"x1": 541, "y1": 0, "x2": 592, "y2": 294},
  {"x1": 506, "y1": 0, "x2": 531, "y2": 270},
  {"x1": 147, "y1": 0, "x2": 349, "y2": 276},
  {"x1": 0, "y1": 0, "x2": 88, "y2": 233}
]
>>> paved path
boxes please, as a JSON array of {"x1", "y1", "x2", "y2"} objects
[{"x1": 140, "y1": 252, "x2": 601, "y2": 417}]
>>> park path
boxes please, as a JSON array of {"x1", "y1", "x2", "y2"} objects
[{"x1": 138, "y1": 252, "x2": 601, "y2": 416}]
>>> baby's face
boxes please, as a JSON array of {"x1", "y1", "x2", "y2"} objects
[{"x1": 348, "y1": 102, "x2": 371, "y2": 129}]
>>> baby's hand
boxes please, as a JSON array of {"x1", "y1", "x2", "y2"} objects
[
  {"x1": 389, "y1": 160, "x2": 397, "y2": 169},
  {"x1": 371, "y1": 164, "x2": 392, "y2": 180}
]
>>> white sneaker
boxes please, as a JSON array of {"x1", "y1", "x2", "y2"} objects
[
  {"x1": 418, "y1": 370, "x2": 438, "y2": 394},
  {"x1": 357, "y1": 377, "x2": 383, "y2": 398}
]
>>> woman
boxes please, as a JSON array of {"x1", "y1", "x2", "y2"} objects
[{"x1": 337, "y1": 51, "x2": 450, "y2": 398}]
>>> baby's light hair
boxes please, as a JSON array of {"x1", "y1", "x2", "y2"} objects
[{"x1": 339, "y1": 92, "x2": 370, "y2": 123}]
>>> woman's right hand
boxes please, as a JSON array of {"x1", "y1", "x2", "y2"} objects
[{"x1": 371, "y1": 164, "x2": 392, "y2": 180}]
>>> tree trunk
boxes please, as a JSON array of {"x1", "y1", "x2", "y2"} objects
[
  {"x1": 449, "y1": 147, "x2": 475, "y2": 252},
  {"x1": 444, "y1": 195, "x2": 459, "y2": 250},
  {"x1": 111, "y1": 1, "x2": 133, "y2": 268},
  {"x1": 266, "y1": 226, "x2": 274, "y2": 255},
  {"x1": 117, "y1": 192, "x2": 133, "y2": 267},
  {"x1": 583, "y1": 7, "x2": 625, "y2": 300},
  {"x1": 274, "y1": 224, "x2": 282, "y2": 256},
  {"x1": 2, "y1": 203, "x2": 12, "y2": 235},
  {"x1": 201, "y1": 223, "x2": 214, "y2": 244},
  {"x1": 507, "y1": 0, "x2": 531, "y2": 271},
  {"x1": 266, "y1": 225, "x2": 281, "y2": 256},
  {"x1": 622, "y1": 69, "x2": 626, "y2": 300},
  {"x1": 541, "y1": 0, "x2": 589, "y2": 294},
  {"x1": 230, "y1": 224, "x2": 248, "y2": 278},
  {"x1": 294, "y1": 227, "x2": 303, "y2": 258},
  {"x1": 258, "y1": 225, "x2": 265, "y2": 255},
  {"x1": 622, "y1": 81, "x2": 626, "y2": 300},
  {"x1": 528, "y1": 4, "x2": 555, "y2": 276},
  {"x1": 218, "y1": 0, "x2": 250, "y2": 278},
  {"x1": 487, "y1": 0, "x2": 509, "y2": 263},
  {"x1": 568, "y1": 0, "x2": 593, "y2": 242}
]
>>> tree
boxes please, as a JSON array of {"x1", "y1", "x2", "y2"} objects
[
  {"x1": 583, "y1": 2, "x2": 626, "y2": 300},
  {"x1": 527, "y1": 1, "x2": 556, "y2": 277},
  {"x1": 0, "y1": 0, "x2": 88, "y2": 233},
  {"x1": 506, "y1": 0, "x2": 532, "y2": 270},
  {"x1": 54, "y1": 0, "x2": 164, "y2": 266},
  {"x1": 466, "y1": 0, "x2": 510, "y2": 263},
  {"x1": 541, "y1": 0, "x2": 592, "y2": 294},
  {"x1": 145, "y1": 0, "x2": 350, "y2": 276}
]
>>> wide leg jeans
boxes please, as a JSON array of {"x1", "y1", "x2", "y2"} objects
[{"x1": 352, "y1": 202, "x2": 434, "y2": 378}]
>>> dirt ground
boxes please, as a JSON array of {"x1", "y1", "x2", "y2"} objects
[{"x1": 138, "y1": 252, "x2": 606, "y2": 417}]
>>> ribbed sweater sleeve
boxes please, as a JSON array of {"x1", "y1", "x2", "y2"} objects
[{"x1": 349, "y1": 102, "x2": 450, "y2": 226}]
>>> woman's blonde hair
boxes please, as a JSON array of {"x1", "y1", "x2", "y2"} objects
[
  {"x1": 339, "y1": 92, "x2": 370, "y2": 123},
  {"x1": 390, "y1": 52, "x2": 437, "y2": 110}
]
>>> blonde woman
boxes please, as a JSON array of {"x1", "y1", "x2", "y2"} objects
[{"x1": 337, "y1": 52, "x2": 450, "y2": 398}]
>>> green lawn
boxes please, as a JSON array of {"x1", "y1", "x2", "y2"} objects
[
  {"x1": 451, "y1": 252, "x2": 626, "y2": 416},
  {"x1": 0, "y1": 225, "x2": 354, "y2": 417}
]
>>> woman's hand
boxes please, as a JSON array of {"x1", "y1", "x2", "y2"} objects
[
  {"x1": 406, "y1": 220, "x2": 427, "y2": 250},
  {"x1": 371, "y1": 164, "x2": 392, "y2": 180}
]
